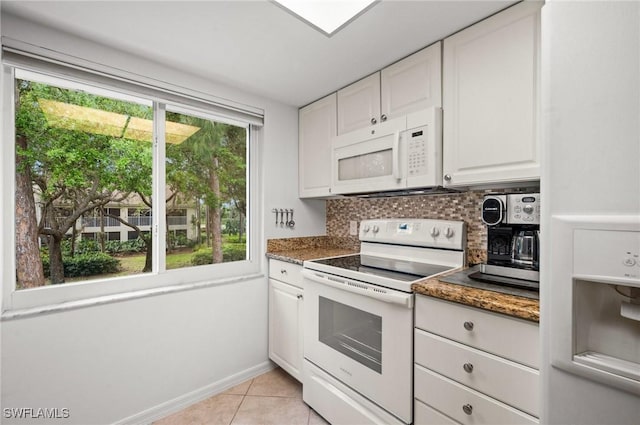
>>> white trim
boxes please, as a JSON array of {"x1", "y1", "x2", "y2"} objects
[
  {"x1": 154, "y1": 102, "x2": 167, "y2": 273},
  {"x1": 113, "y1": 361, "x2": 275, "y2": 425},
  {"x1": 1, "y1": 272, "x2": 264, "y2": 322},
  {"x1": 1, "y1": 38, "x2": 264, "y2": 126},
  {"x1": 1, "y1": 65, "x2": 16, "y2": 312}
]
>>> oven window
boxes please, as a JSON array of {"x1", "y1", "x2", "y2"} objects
[
  {"x1": 338, "y1": 149, "x2": 392, "y2": 181},
  {"x1": 318, "y1": 296, "x2": 382, "y2": 373}
]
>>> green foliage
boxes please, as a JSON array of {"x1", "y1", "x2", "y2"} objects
[
  {"x1": 63, "y1": 238, "x2": 100, "y2": 255},
  {"x1": 190, "y1": 249, "x2": 213, "y2": 266},
  {"x1": 168, "y1": 233, "x2": 194, "y2": 249},
  {"x1": 223, "y1": 243, "x2": 246, "y2": 262},
  {"x1": 190, "y1": 243, "x2": 246, "y2": 265},
  {"x1": 41, "y1": 252, "x2": 120, "y2": 280},
  {"x1": 105, "y1": 239, "x2": 146, "y2": 254}
]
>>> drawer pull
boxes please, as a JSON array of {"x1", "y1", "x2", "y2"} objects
[
  {"x1": 463, "y1": 321, "x2": 474, "y2": 331},
  {"x1": 297, "y1": 294, "x2": 303, "y2": 300},
  {"x1": 280, "y1": 269, "x2": 288, "y2": 275},
  {"x1": 463, "y1": 363, "x2": 474, "y2": 373},
  {"x1": 462, "y1": 404, "x2": 473, "y2": 415}
]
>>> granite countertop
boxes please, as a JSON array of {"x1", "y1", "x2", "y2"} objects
[
  {"x1": 266, "y1": 247, "x2": 358, "y2": 265},
  {"x1": 412, "y1": 269, "x2": 540, "y2": 322},
  {"x1": 266, "y1": 236, "x2": 359, "y2": 265}
]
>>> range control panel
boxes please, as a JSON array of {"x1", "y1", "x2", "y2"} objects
[{"x1": 359, "y1": 218, "x2": 466, "y2": 250}]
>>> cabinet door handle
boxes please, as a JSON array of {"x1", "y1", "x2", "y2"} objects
[
  {"x1": 444, "y1": 174, "x2": 452, "y2": 181},
  {"x1": 297, "y1": 294, "x2": 303, "y2": 300},
  {"x1": 381, "y1": 114, "x2": 387, "y2": 122},
  {"x1": 463, "y1": 363, "x2": 474, "y2": 373},
  {"x1": 462, "y1": 404, "x2": 473, "y2": 415},
  {"x1": 370, "y1": 117, "x2": 377, "y2": 125},
  {"x1": 463, "y1": 321, "x2": 474, "y2": 331}
]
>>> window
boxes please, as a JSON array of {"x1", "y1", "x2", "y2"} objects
[{"x1": 4, "y1": 62, "x2": 258, "y2": 308}]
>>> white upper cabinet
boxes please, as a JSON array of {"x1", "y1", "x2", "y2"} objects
[
  {"x1": 442, "y1": 1, "x2": 541, "y2": 187},
  {"x1": 337, "y1": 72, "x2": 381, "y2": 135},
  {"x1": 337, "y1": 42, "x2": 442, "y2": 135},
  {"x1": 298, "y1": 93, "x2": 336, "y2": 198},
  {"x1": 381, "y1": 42, "x2": 442, "y2": 121}
]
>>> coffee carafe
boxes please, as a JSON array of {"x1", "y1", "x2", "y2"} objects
[{"x1": 511, "y1": 229, "x2": 540, "y2": 268}]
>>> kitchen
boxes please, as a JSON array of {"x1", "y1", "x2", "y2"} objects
[{"x1": 0, "y1": 1, "x2": 639, "y2": 425}]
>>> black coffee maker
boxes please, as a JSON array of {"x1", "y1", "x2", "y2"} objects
[{"x1": 476, "y1": 193, "x2": 540, "y2": 289}]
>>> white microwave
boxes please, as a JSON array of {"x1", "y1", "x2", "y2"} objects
[{"x1": 331, "y1": 108, "x2": 442, "y2": 195}]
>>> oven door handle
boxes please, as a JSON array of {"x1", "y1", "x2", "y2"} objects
[{"x1": 302, "y1": 269, "x2": 414, "y2": 308}]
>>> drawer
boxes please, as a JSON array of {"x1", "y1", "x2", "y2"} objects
[
  {"x1": 415, "y1": 329, "x2": 539, "y2": 417},
  {"x1": 415, "y1": 364, "x2": 538, "y2": 425},
  {"x1": 415, "y1": 295, "x2": 539, "y2": 368},
  {"x1": 415, "y1": 399, "x2": 459, "y2": 425},
  {"x1": 269, "y1": 259, "x2": 303, "y2": 289}
]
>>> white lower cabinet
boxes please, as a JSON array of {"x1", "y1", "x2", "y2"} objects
[
  {"x1": 414, "y1": 295, "x2": 539, "y2": 424},
  {"x1": 268, "y1": 260, "x2": 303, "y2": 382}
]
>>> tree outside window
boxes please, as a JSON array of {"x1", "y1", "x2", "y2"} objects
[{"x1": 14, "y1": 71, "x2": 248, "y2": 290}]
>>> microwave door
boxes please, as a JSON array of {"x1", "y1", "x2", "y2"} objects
[{"x1": 332, "y1": 123, "x2": 406, "y2": 195}]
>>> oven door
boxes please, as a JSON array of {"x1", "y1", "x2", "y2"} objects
[
  {"x1": 302, "y1": 269, "x2": 414, "y2": 424},
  {"x1": 331, "y1": 116, "x2": 407, "y2": 195}
]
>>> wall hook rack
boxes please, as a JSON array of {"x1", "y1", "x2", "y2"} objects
[{"x1": 272, "y1": 208, "x2": 295, "y2": 228}]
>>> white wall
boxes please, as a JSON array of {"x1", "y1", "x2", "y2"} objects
[
  {"x1": 541, "y1": 1, "x2": 640, "y2": 424},
  {"x1": 261, "y1": 108, "x2": 327, "y2": 239},
  {"x1": 2, "y1": 280, "x2": 270, "y2": 425},
  {"x1": 0, "y1": 12, "x2": 324, "y2": 425}
]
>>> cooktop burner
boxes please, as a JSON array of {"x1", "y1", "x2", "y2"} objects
[
  {"x1": 304, "y1": 219, "x2": 468, "y2": 293},
  {"x1": 309, "y1": 254, "x2": 454, "y2": 284}
]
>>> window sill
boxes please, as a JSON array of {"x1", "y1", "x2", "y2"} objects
[{"x1": 1, "y1": 272, "x2": 264, "y2": 322}]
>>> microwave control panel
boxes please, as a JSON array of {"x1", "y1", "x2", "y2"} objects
[{"x1": 406, "y1": 127, "x2": 427, "y2": 176}]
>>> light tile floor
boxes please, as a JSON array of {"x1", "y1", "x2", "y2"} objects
[{"x1": 154, "y1": 367, "x2": 329, "y2": 425}]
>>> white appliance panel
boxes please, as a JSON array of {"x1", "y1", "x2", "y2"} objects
[{"x1": 542, "y1": 1, "x2": 640, "y2": 423}]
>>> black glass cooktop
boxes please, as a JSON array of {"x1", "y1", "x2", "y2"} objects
[{"x1": 310, "y1": 254, "x2": 452, "y2": 282}]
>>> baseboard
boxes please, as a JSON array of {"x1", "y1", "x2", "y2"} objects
[{"x1": 114, "y1": 361, "x2": 275, "y2": 425}]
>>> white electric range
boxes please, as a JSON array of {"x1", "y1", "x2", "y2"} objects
[{"x1": 302, "y1": 218, "x2": 467, "y2": 425}]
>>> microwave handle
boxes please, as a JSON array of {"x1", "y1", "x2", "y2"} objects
[{"x1": 392, "y1": 131, "x2": 401, "y2": 181}]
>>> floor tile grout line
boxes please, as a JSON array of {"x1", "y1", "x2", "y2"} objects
[
  {"x1": 228, "y1": 393, "x2": 245, "y2": 425},
  {"x1": 242, "y1": 394, "x2": 303, "y2": 399},
  {"x1": 228, "y1": 377, "x2": 252, "y2": 425}
]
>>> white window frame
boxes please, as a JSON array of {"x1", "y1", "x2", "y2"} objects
[{"x1": 1, "y1": 63, "x2": 263, "y2": 314}]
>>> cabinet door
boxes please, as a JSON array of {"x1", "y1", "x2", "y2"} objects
[
  {"x1": 381, "y1": 41, "x2": 442, "y2": 120},
  {"x1": 443, "y1": 1, "x2": 541, "y2": 187},
  {"x1": 337, "y1": 73, "x2": 381, "y2": 135},
  {"x1": 268, "y1": 279, "x2": 303, "y2": 382},
  {"x1": 299, "y1": 93, "x2": 336, "y2": 198}
]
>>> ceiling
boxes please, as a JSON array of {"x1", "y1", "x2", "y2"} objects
[{"x1": 1, "y1": 0, "x2": 517, "y2": 107}]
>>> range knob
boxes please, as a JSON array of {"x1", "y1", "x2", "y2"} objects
[
  {"x1": 372, "y1": 225, "x2": 380, "y2": 234},
  {"x1": 430, "y1": 227, "x2": 440, "y2": 237},
  {"x1": 445, "y1": 227, "x2": 455, "y2": 238},
  {"x1": 522, "y1": 204, "x2": 535, "y2": 214}
]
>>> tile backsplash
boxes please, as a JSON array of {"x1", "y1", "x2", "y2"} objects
[{"x1": 326, "y1": 188, "x2": 538, "y2": 265}]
